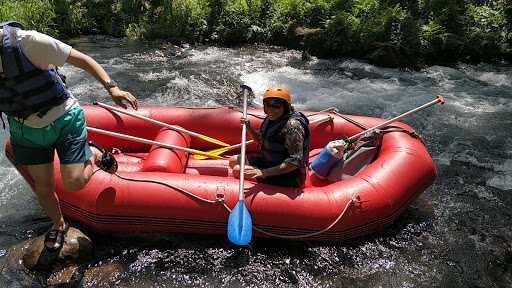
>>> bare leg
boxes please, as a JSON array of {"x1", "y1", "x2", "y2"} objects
[
  {"x1": 26, "y1": 163, "x2": 65, "y2": 231},
  {"x1": 60, "y1": 146, "x2": 102, "y2": 192}
]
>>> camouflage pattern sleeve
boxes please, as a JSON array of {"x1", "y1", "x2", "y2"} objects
[{"x1": 282, "y1": 118, "x2": 306, "y2": 167}]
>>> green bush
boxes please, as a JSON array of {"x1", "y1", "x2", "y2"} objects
[
  {"x1": 421, "y1": 19, "x2": 446, "y2": 56},
  {"x1": 154, "y1": 0, "x2": 210, "y2": 40},
  {"x1": 465, "y1": 3, "x2": 506, "y2": 61},
  {"x1": 52, "y1": 0, "x2": 94, "y2": 36},
  {"x1": 322, "y1": 0, "x2": 405, "y2": 56},
  {"x1": 0, "y1": 0, "x2": 56, "y2": 36},
  {"x1": 322, "y1": 12, "x2": 358, "y2": 55},
  {"x1": 1, "y1": 0, "x2": 511, "y2": 67},
  {"x1": 216, "y1": 0, "x2": 264, "y2": 44}
]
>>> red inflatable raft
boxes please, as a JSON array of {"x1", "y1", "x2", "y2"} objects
[{"x1": 6, "y1": 105, "x2": 436, "y2": 241}]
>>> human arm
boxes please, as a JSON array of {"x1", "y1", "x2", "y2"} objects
[
  {"x1": 66, "y1": 48, "x2": 138, "y2": 109},
  {"x1": 241, "y1": 117, "x2": 262, "y2": 142},
  {"x1": 244, "y1": 162, "x2": 298, "y2": 179}
]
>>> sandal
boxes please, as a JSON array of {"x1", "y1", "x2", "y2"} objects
[
  {"x1": 44, "y1": 221, "x2": 70, "y2": 252},
  {"x1": 88, "y1": 141, "x2": 118, "y2": 173}
]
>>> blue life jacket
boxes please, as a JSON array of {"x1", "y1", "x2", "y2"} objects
[
  {"x1": 0, "y1": 24, "x2": 69, "y2": 119},
  {"x1": 259, "y1": 111, "x2": 310, "y2": 172}
]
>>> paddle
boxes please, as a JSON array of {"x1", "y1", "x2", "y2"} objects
[
  {"x1": 346, "y1": 95, "x2": 445, "y2": 144},
  {"x1": 193, "y1": 114, "x2": 334, "y2": 160},
  {"x1": 94, "y1": 102, "x2": 230, "y2": 147},
  {"x1": 227, "y1": 83, "x2": 253, "y2": 245},
  {"x1": 86, "y1": 127, "x2": 226, "y2": 160}
]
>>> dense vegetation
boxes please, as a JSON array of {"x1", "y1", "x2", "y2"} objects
[{"x1": 1, "y1": 0, "x2": 511, "y2": 68}]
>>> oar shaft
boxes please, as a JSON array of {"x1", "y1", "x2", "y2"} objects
[
  {"x1": 225, "y1": 114, "x2": 333, "y2": 152},
  {"x1": 239, "y1": 86, "x2": 249, "y2": 201},
  {"x1": 86, "y1": 127, "x2": 225, "y2": 160},
  {"x1": 193, "y1": 114, "x2": 334, "y2": 160},
  {"x1": 348, "y1": 95, "x2": 445, "y2": 142},
  {"x1": 95, "y1": 102, "x2": 229, "y2": 146}
]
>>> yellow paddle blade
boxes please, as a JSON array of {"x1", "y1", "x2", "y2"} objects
[
  {"x1": 193, "y1": 146, "x2": 232, "y2": 160},
  {"x1": 198, "y1": 135, "x2": 230, "y2": 147},
  {"x1": 190, "y1": 148, "x2": 228, "y2": 160}
]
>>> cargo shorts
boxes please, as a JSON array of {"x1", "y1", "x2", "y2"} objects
[{"x1": 8, "y1": 106, "x2": 93, "y2": 165}]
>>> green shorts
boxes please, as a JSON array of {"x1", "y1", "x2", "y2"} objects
[{"x1": 9, "y1": 106, "x2": 92, "y2": 165}]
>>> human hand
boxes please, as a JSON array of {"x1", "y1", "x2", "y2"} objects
[
  {"x1": 109, "y1": 87, "x2": 138, "y2": 110},
  {"x1": 330, "y1": 139, "x2": 348, "y2": 155},
  {"x1": 244, "y1": 167, "x2": 265, "y2": 179},
  {"x1": 240, "y1": 116, "x2": 250, "y2": 127}
]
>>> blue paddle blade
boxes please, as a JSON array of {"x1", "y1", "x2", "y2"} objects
[{"x1": 227, "y1": 200, "x2": 252, "y2": 245}]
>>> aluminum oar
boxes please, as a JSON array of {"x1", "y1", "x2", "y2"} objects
[
  {"x1": 227, "y1": 83, "x2": 253, "y2": 245},
  {"x1": 95, "y1": 102, "x2": 230, "y2": 147},
  {"x1": 86, "y1": 127, "x2": 226, "y2": 160},
  {"x1": 193, "y1": 114, "x2": 333, "y2": 160}
]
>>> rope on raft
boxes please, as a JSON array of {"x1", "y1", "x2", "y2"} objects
[{"x1": 107, "y1": 171, "x2": 358, "y2": 240}]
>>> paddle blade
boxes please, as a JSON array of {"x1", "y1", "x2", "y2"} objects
[
  {"x1": 198, "y1": 135, "x2": 231, "y2": 147},
  {"x1": 227, "y1": 200, "x2": 252, "y2": 245},
  {"x1": 189, "y1": 148, "x2": 226, "y2": 160},
  {"x1": 193, "y1": 146, "x2": 231, "y2": 160}
]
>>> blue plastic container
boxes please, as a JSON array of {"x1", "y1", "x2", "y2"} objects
[{"x1": 310, "y1": 146, "x2": 340, "y2": 178}]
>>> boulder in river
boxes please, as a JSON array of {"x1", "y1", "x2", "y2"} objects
[{"x1": 22, "y1": 227, "x2": 93, "y2": 271}]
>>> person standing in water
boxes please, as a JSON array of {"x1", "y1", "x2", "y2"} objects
[{"x1": 0, "y1": 21, "x2": 137, "y2": 251}]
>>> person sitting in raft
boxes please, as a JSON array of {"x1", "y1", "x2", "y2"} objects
[{"x1": 229, "y1": 87, "x2": 310, "y2": 188}]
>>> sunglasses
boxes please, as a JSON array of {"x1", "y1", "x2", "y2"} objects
[{"x1": 263, "y1": 100, "x2": 284, "y2": 109}]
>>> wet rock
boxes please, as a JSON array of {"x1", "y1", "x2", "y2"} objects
[
  {"x1": 80, "y1": 262, "x2": 124, "y2": 286},
  {"x1": 1, "y1": 241, "x2": 38, "y2": 286},
  {"x1": 2, "y1": 237, "x2": 125, "y2": 287},
  {"x1": 287, "y1": 21, "x2": 322, "y2": 61},
  {"x1": 46, "y1": 264, "x2": 83, "y2": 286},
  {"x1": 22, "y1": 227, "x2": 93, "y2": 272},
  {"x1": 367, "y1": 42, "x2": 420, "y2": 70}
]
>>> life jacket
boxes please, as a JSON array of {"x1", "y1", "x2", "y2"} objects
[
  {"x1": 259, "y1": 111, "x2": 310, "y2": 171},
  {"x1": 0, "y1": 24, "x2": 69, "y2": 119}
]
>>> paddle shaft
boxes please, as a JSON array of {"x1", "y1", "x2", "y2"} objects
[
  {"x1": 347, "y1": 95, "x2": 445, "y2": 142},
  {"x1": 238, "y1": 86, "x2": 249, "y2": 201},
  {"x1": 95, "y1": 102, "x2": 229, "y2": 147},
  {"x1": 86, "y1": 127, "x2": 225, "y2": 160},
  {"x1": 222, "y1": 114, "x2": 333, "y2": 152}
]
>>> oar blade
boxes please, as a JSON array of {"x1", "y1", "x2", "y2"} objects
[
  {"x1": 199, "y1": 135, "x2": 231, "y2": 147},
  {"x1": 189, "y1": 148, "x2": 226, "y2": 160},
  {"x1": 193, "y1": 146, "x2": 231, "y2": 160},
  {"x1": 227, "y1": 200, "x2": 252, "y2": 245}
]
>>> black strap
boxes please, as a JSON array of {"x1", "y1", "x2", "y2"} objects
[
  {"x1": 380, "y1": 125, "x2": 425, "y2": 144},
  {"x1": 20, "y1": 80, "x2": 55, "y2": 99},
  {"x1": 6, "y1": 27, "x2": 24, "y2": 75},
  {"x1": 0, "y1": 113, "x2": 5, "y2": 129},
  {"x1": 0, "y1": 69, "x2": 45, "y2": 84}
]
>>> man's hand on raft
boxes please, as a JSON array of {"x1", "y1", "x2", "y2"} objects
[
  {"x1": 244, "y1": 167, "x2": 265, "y2": 179},
  {"x1": 109, "y1": 87, "x2": 138, "y2": 110},
  {"x1": 232, "y1": 166, "x2": 266, "y2": 179}
]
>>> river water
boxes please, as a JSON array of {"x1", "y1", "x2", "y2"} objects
[{"x1": 0, "y1": 36, "x2": 511, "y2": 287}]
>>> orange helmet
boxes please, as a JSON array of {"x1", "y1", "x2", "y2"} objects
[{"x1": 263, "y1": 87, "x2": 291, "y2": 104}]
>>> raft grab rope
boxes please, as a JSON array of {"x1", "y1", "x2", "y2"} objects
[{"x1": 107, "y1": 171, "x2": 358, "y2": 240}]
